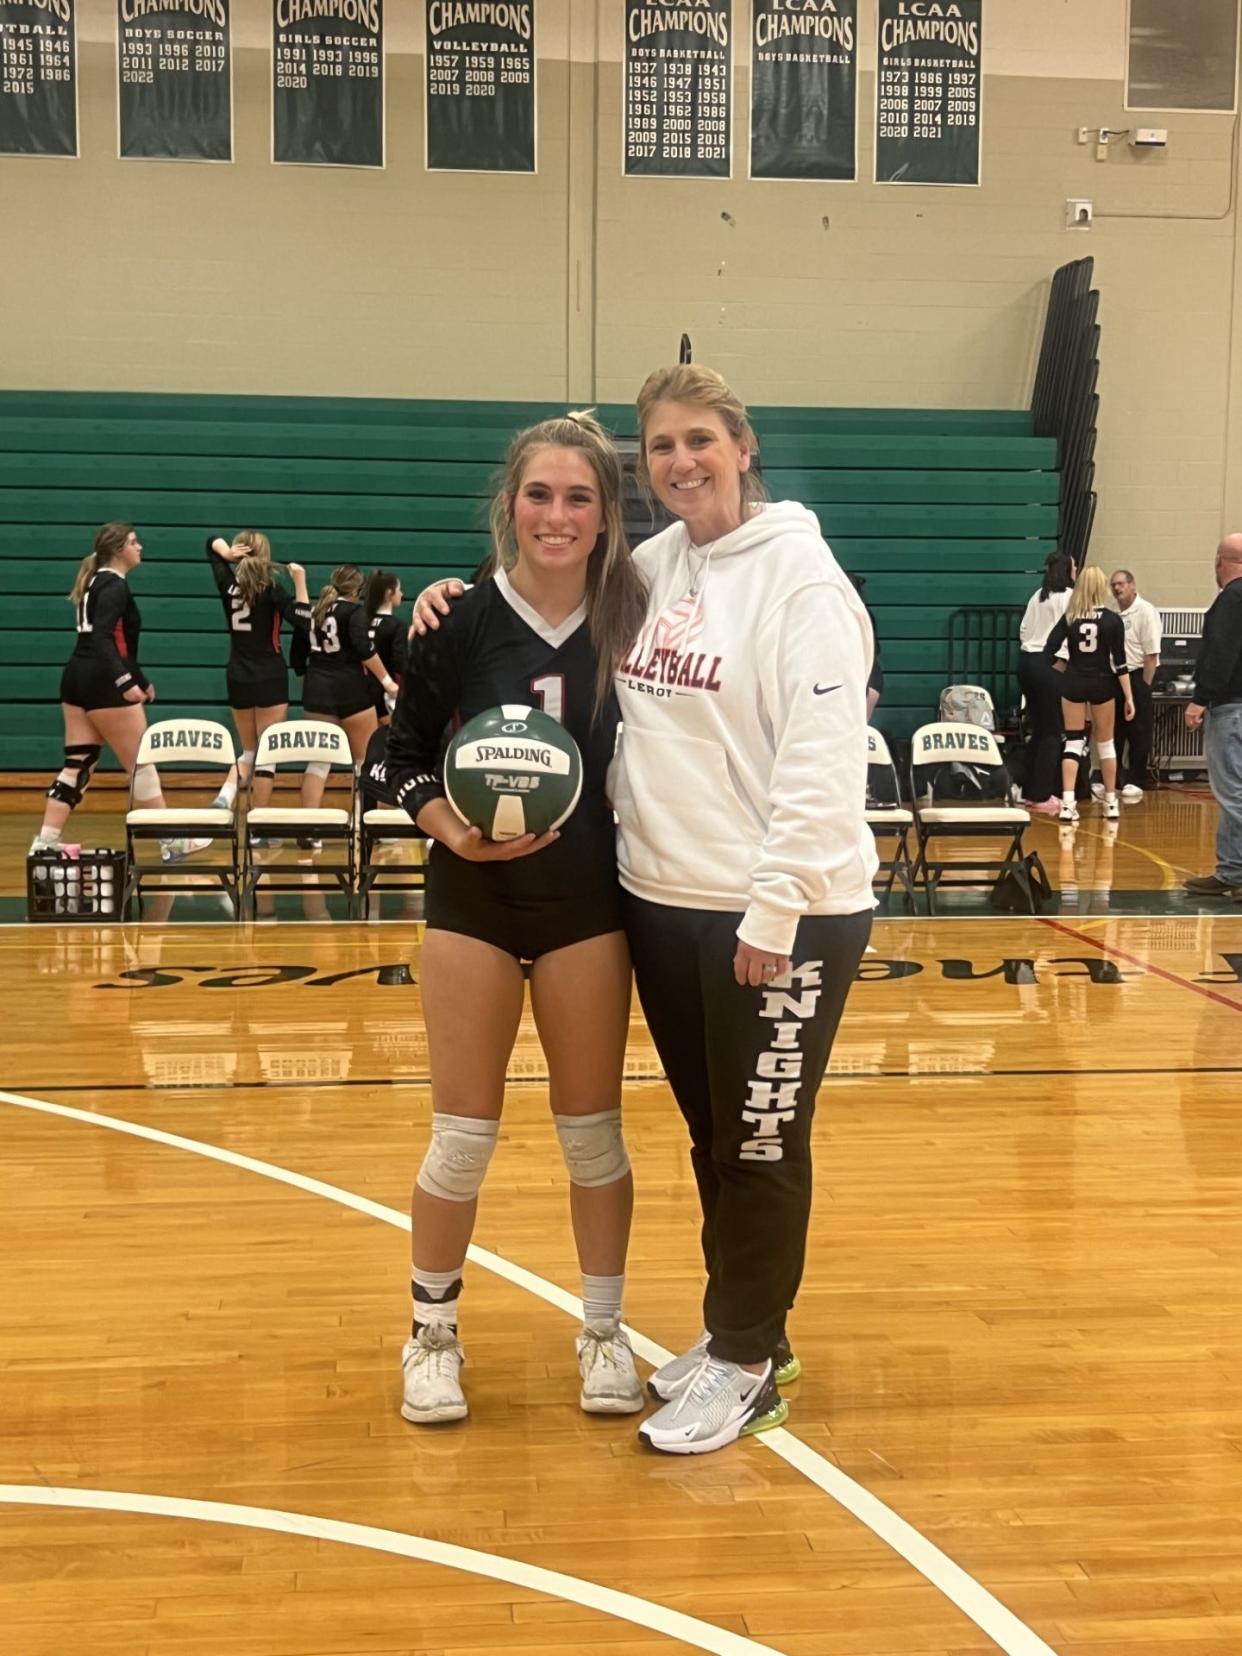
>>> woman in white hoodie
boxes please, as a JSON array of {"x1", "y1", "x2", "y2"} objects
[{"x1": 614, "y1": 365, "x2": 876, "y2": 1456}]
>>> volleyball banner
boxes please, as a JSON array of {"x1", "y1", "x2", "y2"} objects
[
  {"x1": 424, "y1": 0, "x2": 535, "y2": 174},
  {"x1": 273, "y1": 0, "x2": 383, "y2": 169},
  {"x1": 0, "y1": 0, "x2": 77, "y2": 156},
  {"x1": 749, "y1": 0, "x2": 856, "y2": 182},
  {"x1": 874, "y1": 0, "x2": 981, "y2": 186},
  {"x1": 117, "y1": 0, "x2": 231, "y2": 161},
  {"x1": 623, "y1": 0, "x2": 731, "y2": 179}
]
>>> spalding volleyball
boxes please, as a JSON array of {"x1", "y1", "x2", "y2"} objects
[{"x1": 445, "y1": 705, "x2": 583, "y2": 841}]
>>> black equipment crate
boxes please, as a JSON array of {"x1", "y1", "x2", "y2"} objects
[{"x1": 26, "y1": 847, "x2": 128, "y2": 923}]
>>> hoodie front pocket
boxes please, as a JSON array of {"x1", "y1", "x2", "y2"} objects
[{"x1": 613, "y1": 725, "x2": 758, "y2": 895}]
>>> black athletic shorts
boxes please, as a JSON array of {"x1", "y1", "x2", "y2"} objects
[
  {"x1": 1062, "y1": 669, "x2": 1118, "y2": 708},
  {"x1": 59, "y1": 656, "x2": 136, "y2": 711},
  {"x1": 303, "y1": 672, "x2": 375, "y2": 721},
  {"x1": 424, "y1": 842, "x2": 623, "y2": 961},
  {"x1": 227, "y1": 660, "x2": 289, "y2": 711}
]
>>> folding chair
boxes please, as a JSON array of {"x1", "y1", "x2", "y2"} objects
[
  {"x1": 123, "y1": 718, "x2": 239, "y2": 915},
  {"x1": 242, "y1": 720, "x2": 357, "y2": 918},
  {"x1": 358, "y1": 805, "x2": 427, "y2": 912},
  {"x1": 865, "y1": 727, "x2": 916, "y2": 907},
  {"x1": 908, "y1": 721, "x2": 1041, "y2": 914}
]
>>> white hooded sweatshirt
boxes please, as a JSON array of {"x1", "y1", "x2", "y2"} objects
[{"x1": 608, "y1": 500, "x2": 878, "y2": 955}]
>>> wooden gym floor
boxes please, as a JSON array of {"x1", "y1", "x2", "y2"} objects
[{"x1": 2, "y1": 788, "x2": 1242, "y2": 1655}]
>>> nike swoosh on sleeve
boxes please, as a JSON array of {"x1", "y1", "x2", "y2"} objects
[{"x1": 813, "y1": 683, "x2": 843, "y2": 695}]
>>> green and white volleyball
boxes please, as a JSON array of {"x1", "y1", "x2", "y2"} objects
[{"x1": 444, "y1": 705, "x2": 583, "y2": 841}]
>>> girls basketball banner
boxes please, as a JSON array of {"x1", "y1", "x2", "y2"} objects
[
  {"x1": 117, "y1": 0, "x2": 232, "y2": 161},
  {"x1": 749, "y1": 0, "x2": 857, "y2": 182},
  {"x1": 424, "y1": 0, "x2": 535, "y2": 174},
  {"x1": 272, "y1": 0, "x2": 383, "y2": 169},
  {"x1": 874, "y1": 0, "x2": 981, "y2": 186},
  {"x1": 0, "y1": 0, "x2": 77, "y2": 157},
  {"x1": 624, "y1": 0, "x2": 731, "y2": 179}
]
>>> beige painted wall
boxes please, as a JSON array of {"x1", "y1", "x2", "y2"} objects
[{"x1": 1, "y1": 0, "x2": 1237, "y2": 605}]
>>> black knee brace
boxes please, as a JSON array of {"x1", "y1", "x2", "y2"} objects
[{"x1": 46, "y1": 743, "x2": 102, "y2": 809}]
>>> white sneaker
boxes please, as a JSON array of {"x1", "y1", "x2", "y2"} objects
[
  {"x1": 647, "y1": 1332, "x2": 710, "y2": 1402},
  {"x1": 638, "y1": 1356, "x2": 787, "y2": 1456},
  {"x1": 161, "y1": 837, "x2": 212, "y2": 863},
  {"x1": 1103, "y1": 794, "x2": 1120, "y2": 820},
  {"x1": 400, "y1": 1323, "x2": 467, "y2": 1423},
  {"x1": 1121, "y1": 784, "x2": 1144, "y2": 803},
  {"x1": 1058, "y1": 800, "x2": 1079, "y2": 823},
  {"x1": 1090, "y1": 781, "x2": 1106, "y2": 801},
  {"x1": 577, "y1": 1325, "x2": 644, "y2": 1414}
]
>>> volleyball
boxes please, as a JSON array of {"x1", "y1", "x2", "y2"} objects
[{"x1": 444, "y1": 704, "x2": 582, "y2": 841}]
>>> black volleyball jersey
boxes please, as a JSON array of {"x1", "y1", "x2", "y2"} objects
[
  {"x1": 70, "y1": 568, "x2": 148, "y2": 693},
  {"x1": 1045, "y1": 607, "x2": 1127, "y2": 678},
  {"x1": 368, "y1": 612, "x2": 408, "y2": 682},
  {"x1": 305, "y1": 598, "x2": 373, "y2": 680},
  {"x1": 206, "y1": 544, "x2": 309, "y2": 663},
  {"x1": 386, "y1": 571, "x2": 620, "y2": 896}
]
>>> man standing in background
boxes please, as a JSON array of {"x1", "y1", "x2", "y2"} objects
[
  {"x1": 1107, "y1": 569, "x2": 1161, "y2": 801},
  {"x1": 1184, "y1": 537, "x2": 1242, "y2": 897}
]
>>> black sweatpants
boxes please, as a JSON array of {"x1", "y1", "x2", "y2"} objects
[
  {"x1": 1114, "y1": 674, "x2": 1154, "y2": 788},
  {"x1": 1018, "y1": 651, "x2": 1065, "y2": 801},
  {"x1": 624, "y1": 894, "x2": 872, "y2": 1365}
]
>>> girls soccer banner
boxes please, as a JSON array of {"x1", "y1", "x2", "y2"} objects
[
  {"x1": 117, "y1": 0, "x2": 232, "y2": 161},
  {"x1": 749, "y1": 0, "x2": 857, "y2": 182},
  {"x1": 425, "y1": 0, "x2": 535, "y2": 174},
  {"x1": 624, "y1": 0, "x2": 731, "y2": 179},
  {"x1": 0, "y1": 0, "x2": 77, "y2": 157},
  {"x1": 273, "y1": 0, "x2": 383, "y2": 169},
  {"x1": 874, "y1": 0, "x2": 981, "y2": 186}
]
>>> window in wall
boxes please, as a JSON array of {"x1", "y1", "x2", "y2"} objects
[{"x1": 1126, "y1": 0, "x2": 1239, "y2": 112}]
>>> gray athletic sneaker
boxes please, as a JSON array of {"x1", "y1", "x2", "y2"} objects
[
  {"x1": 639, "y1": 1357, "x2": 788, "y2": 1456},
  {"x1": 400, "y1": 1323, "x2": 467, "y2": 1424},
  {"x1": 649, "y1": 1331, "x2": 801, "y2": 1399}
]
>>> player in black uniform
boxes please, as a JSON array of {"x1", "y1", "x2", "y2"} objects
[
  {"x1": 384, "y1": 412, "x2": 647, "y2": 1429},
  {"x1": 299, "y1": 564, "x2": 397, "y2": 820},
  {"x1": 1045, "y1": 564, "x2": 1134, "y2": 823},
  {"x1": 32, "y1": 521, "x2": 206, "y2": 861},
  {"x1": 365, "y1": 570, "x2": 407, "y2": 724},
  {"x1": 205, "y1": 531, "x2": 311, "y2": 813}
]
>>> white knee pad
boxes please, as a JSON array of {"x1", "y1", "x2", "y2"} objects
[
  {"x1": 1096, "y1": 739, "x2": 1116, "y2": 760},
  {"x1": 416, "y1": 1113, "x2": 499, "y2": 1202},
  {"x1": 305, "y1": 760, "x2": 332, "y2": 780},
  {"x1": 554, "y1": 1109, "x2": 630, "y2": 1188},
  {"x1": 132, "y1": 763, "x2": 161, "y2": 801},
  {"x1": 1062, "y1": 733, "x2": 1088, "y2": 761}
]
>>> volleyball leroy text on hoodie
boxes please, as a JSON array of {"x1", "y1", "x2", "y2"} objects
[{"x1": 607, "y1": 500, "x2": 879, "y2": 955}]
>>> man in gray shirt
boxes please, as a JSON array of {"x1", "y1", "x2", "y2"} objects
[{"x1": 1184, "y1": 537, "x2": 1242, "y2": 897}]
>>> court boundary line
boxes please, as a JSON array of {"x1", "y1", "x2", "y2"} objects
[
  {"x1": 1038, "y1": 917, "x2": 1242, "y2": 1015},
  {"x1": 0, "y1": 1484, "x2": 779, "y2": 1656},
  {"x1": 0, "y1": 1087, "x2": 1058, "y2": 1656}
]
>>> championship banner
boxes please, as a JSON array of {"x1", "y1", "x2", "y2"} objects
[
  {"x1": 624, "y1": 0, "x2": 730, "y2": 179},
  {"x1": 424, "y1": 0, "x2": 535, "y2": 174},
  {"x1": 749, "y1": 0, "x2": 856, "y2": 182},
  {"x1": 117, "y1": 0, "x2": 231, "y2": 161},
  {"x1": 0, "y1": 0, "x2": 77, "y2": 157},
  {"x1": 875, "y1": 0, "x2": 981, "y2": 186},
  {"x1": 273, "y1": 0, "x2": 383, "y2": 169}
]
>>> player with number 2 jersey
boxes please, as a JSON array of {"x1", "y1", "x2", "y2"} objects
[{"x1": 206, "y1": 533, "x2": 310, "y2": 711}]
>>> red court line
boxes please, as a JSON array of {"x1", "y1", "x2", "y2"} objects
[{"x1": 1039, "y1": 916, "x2": 1242, "y2": 1016}]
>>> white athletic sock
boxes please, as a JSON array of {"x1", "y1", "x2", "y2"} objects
[
  {"x1": 35, "y1": 826, "x2": 62, "y2": 847},
  {"x1": 580, "y1": 1272, "x2": 624, "y2": 1333},
  {"x1": 1104, "y1": 791, "x2": 1117, "y2": 804},
  {"x1": 411, "y1": 1264, "x2": 463, "y2": 1335},
  {"x1": 213, "y1": 778, "x2": 239, "y2": 808},
  {"x1": 1062, "y1": 791, "x2": 1076, "y2": 807}
]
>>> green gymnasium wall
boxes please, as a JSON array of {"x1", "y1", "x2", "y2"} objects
[{"x1": 0, "y1": 393, "x2": 1058, "y2": 770}]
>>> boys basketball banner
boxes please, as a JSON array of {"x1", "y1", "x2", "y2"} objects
[
  {"x1": 0, "y1": 0, "x2": 76, "y2": 157},
  {"x1": 874, "y1": 0, "x2": 981, "y2": 186},
  {"x1": 117, "y1": 0, "x2": 232, "y2": 162},
  {"x1": 424, "y1": 0, "x2": 535, "y2": 174},
  {"x1": 624, "y1": 0, "x2": 731, "y2": 179},
  {"x1": 749, "y1": 0, "x2": 857, "y2": 182},
  {"x1": 273, "y1": 0, "x2": 383, "y2": 169}
]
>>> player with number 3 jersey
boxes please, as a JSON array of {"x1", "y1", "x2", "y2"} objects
[{"x1": 1044, "y1": 564, "x2": 1134, "y2": 822}]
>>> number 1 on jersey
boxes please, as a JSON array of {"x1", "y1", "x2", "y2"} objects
[{"x1": 529, "y1": 674, "x2": 565, "y2": 723}]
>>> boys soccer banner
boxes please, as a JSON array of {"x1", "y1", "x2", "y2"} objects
[
  {"x1": 875, "y1": 0, "x2": 981, "y2": 186},
  {"x1": 749, "y1": 0, "x2": 857, "y2": 182},
  {"x1": 0, "y1": 0, "x2": 76, "y2": 157},
  {"x1": 273, "y1": 0, "x2": 383, "y2": 169},
  {"x1": 425, "y1": 0, "x2": 535, "y2": 174},
  {"x1": 624, "y1": 0, "x2": 731, "y2": 179},
  {"x1": 117, "y1": 0, "x2": 232, "y2": 161}
]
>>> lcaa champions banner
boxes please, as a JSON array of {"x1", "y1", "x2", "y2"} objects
[
  {"x1": 0, "y1": 0, "x2": 76, "y2": 157},
  {"x1": 273, "y1": 0, "x2": 383, "y2": 168},
  {"x1": 750, "y1": 0, "x2": 857, "y2": 182},
  {"x1": 624, "y1": 0, "x2": 731, "y2": 179},
  {"x1": 117, "y1": 0, "x2": 231, "y2": 161},
  {"x1": 425, "y1": 0, "x2": 535, "y2": 174},
  {"x1": 875, "y1": 0, "x2": 981, "y2": 186}
]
